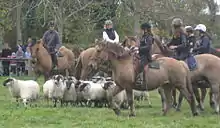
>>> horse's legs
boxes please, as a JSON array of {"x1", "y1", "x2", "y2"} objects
[
  {"x1": 178, "y1": 86, "x2": 198, "y2": 116},
  {"x1": 199, "y1": 88, "x2": 207, "y2": 111},
  {"x1": 172, "y1": 89, "x2": 177, "y2": 108},
  {"x1": 34, "y1": 71, "x2": 41, "y2": 81},
  {"x1": 210, "y1": 83, "x2": 220, "y2": 114},
  {"x1": 110, "y1": 85, "x2": 123, "y2": 116},
  {"x1": 162, "y1": 85, "x2": 173, "y2": 116},
  {"x1": 209, "y1": 91, "x2": 215, "y2": 109},
  {"x1": 193, "y1": 87, "x2": 204, "y2": 111},
  {"x1": 65, "y1": 69, "x2": 69, "y2": 77},
  {"x1": 125, "y1": 89, "x2": 136, "y2": 117},
  {"x1": 146, "y1": 92, "x2": 152, "y2": 107},
  {"x1": 176, "y1": 92, "x2": 183, "y2": 111},
  {"x1": 158, "y1": 87, "x2": 167, "y2": 114}
]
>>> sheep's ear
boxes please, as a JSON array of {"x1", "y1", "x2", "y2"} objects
[
  {"x1": 3, "y1": 78, "x2": 14, "y2": 86},
  {"x1": 52, "y1": 75, "x2": 56, "y2": 79},
  {"x1": 60, "y1": 75, "x2": 64, "y2": 80},
  {"x1": 79, "y1": 83, "x2": 89, "y2": 91}
]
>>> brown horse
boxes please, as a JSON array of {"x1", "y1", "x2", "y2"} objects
[
  {"x1": 152, "y1": 39, "x2": 220, "y2": 113},
  {"x1": 74, "y1": 47, "x2": 111, "y2": 80},
  {"x1": 75, "y1": 47, "x2": 97, "y2": 80},
  {"x1": 89, "y1": 40, "x2": 198, "y2": 117},
  {"x1": 30, "y1": 39, "x2": 76, "y2": 81}
]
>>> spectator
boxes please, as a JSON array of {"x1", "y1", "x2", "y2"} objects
[
  {"x1": 16, "y1": 46, "x2": 25, "y2": 76},
  {"x1": 9, "y1": 52, "x2": 17, "y2": 75},
  {"x1": 1, "y1": 43, "x2": 12, "y2": 76},
  {"x1": 24, "y1": 46, "x2": 31, "y2": 59},
  {"x1": 24, "y1": 46, "x2": 32, "y2": 75}
]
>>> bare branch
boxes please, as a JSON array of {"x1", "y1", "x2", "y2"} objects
[{"x1": 65, "y1": 0, "x2": 94, "y2": 21}]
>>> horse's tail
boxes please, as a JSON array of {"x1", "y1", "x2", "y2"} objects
[
  {"x1": 179, "y1": 61, "x2": 193, "y2": 94},
  {"x1": 75, "y1": 56, "x2": 82, "y2": 80}
]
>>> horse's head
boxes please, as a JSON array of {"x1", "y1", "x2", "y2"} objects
[
  {"x1": 30, "y1": 39, "x2": 43, "y2": 59},
  {"x1": 88, "y1": 39, "x2": 109, "y2": 70},
  {"x1": 89, "y1": 39, "x2": 129, "y2": 70},
  {"x1": 122, "y1": 36, "x2": 139, "y2": 48}
]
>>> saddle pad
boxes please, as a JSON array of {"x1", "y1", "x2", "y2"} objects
[
  {"x1": 185, "y1": 55, "x2": 197, "y2": 71},
  {"x1": 148, "y1": 61, "x2": 160, "y2": 69}
]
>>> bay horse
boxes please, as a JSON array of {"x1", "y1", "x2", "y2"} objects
[
  {"x1": 89, "y1": 40, "x2": 198, "y2": 117},
  {"x1": 30, "y1": 39, "x2": 76, "y2": 81}
]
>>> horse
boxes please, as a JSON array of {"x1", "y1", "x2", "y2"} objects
[
  {"x1": 74, "y1": 47, "x2": 111, "y2": 80},
  {"x1": 88, "y1": 39, "x2": 198, "y2": 117},
  {"x1": 151, "y1": 39, "x2": 220, "y2": 113},
  {"x1": 30, "y1": 39, "x2": 76, "y2": 81}
]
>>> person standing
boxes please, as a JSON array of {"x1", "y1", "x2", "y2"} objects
[{"x1": 1, "y1": 43, "x2": 12, "y2": 76}]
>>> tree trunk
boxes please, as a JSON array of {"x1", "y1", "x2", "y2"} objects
[{"x1": 16, "y1": 0, "x2": 22, "y2": 45}]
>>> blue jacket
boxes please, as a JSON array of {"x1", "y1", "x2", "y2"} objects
[
  {"x1": 193, "y1": 35, "x2": 210, "y2": 54},
  {"x1": 167, "y1": 32, "x2": 189, "y2": 60},
  {"x1": 42, "y1": 30, "x2": 61, "y2": 53}
]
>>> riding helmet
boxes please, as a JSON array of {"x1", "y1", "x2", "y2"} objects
[
  {"x1": 140, "y1": 23, "x2": 151, "y2": 30},
  {"x1": 49, "y1": 21, "x2": 55, "y2": 27},
  {"x1": 171, "y1": 18, "x2": 183, "y2": 27}
]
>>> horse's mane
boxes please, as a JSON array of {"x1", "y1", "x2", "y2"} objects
[
  {"x1": 122, "y1": 36, "x2": 138, "y2": 47},
  {"x1": 105, "y1": 42, "x2": 130, "y2": 59}
]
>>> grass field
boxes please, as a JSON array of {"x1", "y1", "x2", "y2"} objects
[{"x1": 0, "y1": 76, "x2": 219, "y2": 128}]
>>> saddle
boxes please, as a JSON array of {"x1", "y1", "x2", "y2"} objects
[
  {"x1": 185, "y1": 55, "x2": 197, "y2": 71},
  {"x1": 133, "y1": 52, "x2": 160, "y2": 87}
]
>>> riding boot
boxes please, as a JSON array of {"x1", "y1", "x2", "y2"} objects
[
  {"x1": 141, "y1": 71, "x2": 146, "y2": 86},
  {"x1": 51, "y1": 54, "x2": 58, "y2": 69}
]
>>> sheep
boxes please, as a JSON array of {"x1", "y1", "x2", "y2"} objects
[
  {"x1": 102, "y1": 81, "x2": 128, "y2": 109},
  {"x1": 133, "y1": 90, "x2": 152, "y2": 107},
  {"x1": 43, "y1": 74, "x2": 66, "y2": 107},
  {"x1": 62, "y1": 76, "x2": 77, "y2": 106},
  {"x1": 76, "y1": 80, "x2": 107, "y2": 107},
  {"x1": 3, "y1": 78, "x2": 40, "y2": 107}
]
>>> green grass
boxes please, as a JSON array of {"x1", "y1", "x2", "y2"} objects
[{"x1": 0, "y1": 76, "x2": 219, "y2": 128}]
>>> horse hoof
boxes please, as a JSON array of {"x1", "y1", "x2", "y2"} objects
[
  {"x1": 193, "y1": 112, "x2": 199, "y2": 116},
  {"x1": 172, "y1": 104, "x2": 177, "y2": 108},
  {"x1": 113, "y1": 109, "x2": 120, "y2": 116},
  {"x1": 210, "y1": 103, "x2": 215, "y2": 109},
  {"x1": 176, "y1": 108, "x2": 181, "y2": 112},
  {"x1": 129, "y1": 113, "x2": 136, "y2": 117}
]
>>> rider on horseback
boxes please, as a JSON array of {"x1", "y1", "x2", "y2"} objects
[
  {"x1": 139, "y1": 23, "x2": 153, "y2": 85},
  {"x1": 103, "y1": 20, "x2": 119, "y2": 44},
  {"x1": 185, "y1": 26, "x2": 196, "y2": 54},
  {"x1": 193, "y1": 24, "x2": 211, "y2": 54},
  {"x1": 167, "y1": 18, "x2": 189, "y2": 61},
  {"x1": 42, "y1": 21, "x2": 61, "y2": 69}
]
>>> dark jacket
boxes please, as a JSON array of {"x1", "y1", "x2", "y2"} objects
[
  {"x1": 42, "y1": 30, "x2": 61, "y2": 53},
  {"x1": 1, "y1": 48, "x2": 12, "y2": 65},
  {"x1": 187, "y1": 34, "x2": 196, "y2": 54},
  {"x1": 167, "y1": 32, "x2": 189, "y2": 60},
  {"x1": 193, "y1": 35, "x2": 210, "y2": 54},
  {"x1": 139, "y1": 33, "x2": 153, "y2": 62},
  {"x1": 104, "y1": 28, "x2": 116, "y2": 40}
]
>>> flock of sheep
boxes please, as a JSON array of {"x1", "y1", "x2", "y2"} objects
[{"x1": 2, "y1": 75, "x2": 151, "y2": 109}]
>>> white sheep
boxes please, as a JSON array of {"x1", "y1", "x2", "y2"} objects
[
  {"x1": 43, "y1": 75, "x2": 66, "y2": 107},
  {"x1": 102, "y1": 81, "x2": 128, "y2": 109},
  {"x1": 62, "y1": 76, "x2": 77, "y2": 106},
  {"x1": 76, "y1": 80, "x2": 107, "y2": 107},
  {"x1": 133, "y1": 90, "x2": 151, "y2": 107},
  {"x1": 3, "y1": 78, "x2": 40, "y2": 107}
]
